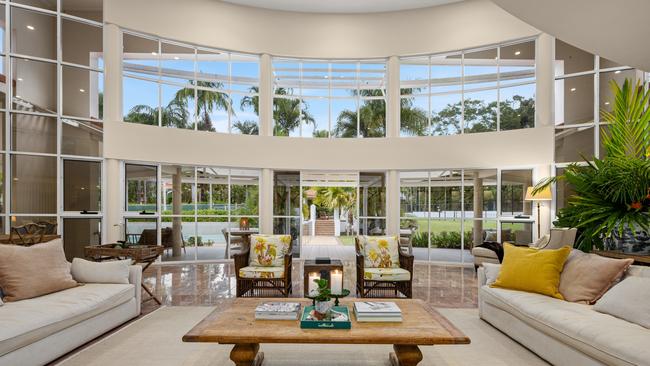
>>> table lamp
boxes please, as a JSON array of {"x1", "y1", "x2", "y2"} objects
[{"x1": 525, "y1": 186, "x2": 552, "y2": 238}]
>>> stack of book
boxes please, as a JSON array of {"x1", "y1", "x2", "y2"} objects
[
  {"x1": 255, "y1": 302, "x2": 301, "y2": 320},
  {"x1": 353, "y1": 301, "x2": 402, "y2": 322}
]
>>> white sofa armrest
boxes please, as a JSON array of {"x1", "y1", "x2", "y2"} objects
[{"x1": 129, "y1": 265, "x2": 142, "y2": 314}]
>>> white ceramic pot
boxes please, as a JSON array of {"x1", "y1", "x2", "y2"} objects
[{"x1": 314, "y1": 300, "x2": 332, "y2": 315}]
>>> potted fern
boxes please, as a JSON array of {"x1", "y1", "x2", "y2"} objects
[
  {"x1": 312, "y1": 278, "x2": 332, "y2": 316},
  {"x1": 535, "y1": 79, "x2": 650, "y2": 252}
]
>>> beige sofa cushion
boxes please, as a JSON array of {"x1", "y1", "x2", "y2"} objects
[
  {"x1": 0, "y1": 283, "x2": 134, "y2": 357},
  {"x1": 594, "y1": 277, "x2": 650, "y2": 329},
  {"x1": 480, "y1": 285, "x2": 650, "y2": 366},
  {"x1": 0, "y1": 240, "x2": 78, "y2": 302},
  {"x1": 560, "y1": 250, "x2": 633, "y2": 304},
  {"x1": 71, "y1": 258, "x2": 131, "y2": 284}
]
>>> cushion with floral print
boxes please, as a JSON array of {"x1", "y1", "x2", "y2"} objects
[
  {"x1": 364, "y1": 267, "x2": 411, "y2": 281},
  {"x1": 249, "y1": 234, "x2": 292, "y2": 267},
  {"x1": 361, "y1": 235, "x2": 400, "y2": 269},
  {"x1": 239, "y1": 266, "x2": 284, "y2": 279}
]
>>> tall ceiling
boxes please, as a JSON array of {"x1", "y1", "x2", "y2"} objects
[
  {"x1": 492, "y1": 0, "x2": 650, "y2": 72},
  {"x1": 220, "y1": 0, "x2": 463, "y2": 13}
]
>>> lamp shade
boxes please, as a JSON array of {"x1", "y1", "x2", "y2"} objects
[{"x1": 525, "y1": 186, "x2": 552, "y2": 201}]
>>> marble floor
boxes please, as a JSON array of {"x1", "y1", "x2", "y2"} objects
[{"x1": 141, "y1": 261, "x2": 478, "y2": 314}]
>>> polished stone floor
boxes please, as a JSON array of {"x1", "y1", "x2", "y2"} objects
[{"x1": 141, "y1": 261, "x2": 478, "y2": 314}]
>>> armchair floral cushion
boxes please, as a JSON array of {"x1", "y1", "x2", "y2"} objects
[
  {"x1": 359, "y1": 235, "x2": 400, "y2": 269},
  {"x1": 249, "y1": 234, "x2": 292, "y2": 267}
]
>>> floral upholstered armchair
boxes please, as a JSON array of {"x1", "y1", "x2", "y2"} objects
[
  {"x1": 355, "y1": 235, "x2": 414, "y2": 298},
  {"x1": 234, "y1": 234, "x2": 293, "y2": 297}
]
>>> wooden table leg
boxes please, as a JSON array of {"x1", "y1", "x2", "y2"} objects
[
  {"x1": 140, "y1": 260, "x2": 162, "y2": 305},
  {"x1": 230, "y1": 343, "x2": 264, "y2": 366},
  {"x1": 389, "y1": 344, "x2": 423, "y2": 366}
]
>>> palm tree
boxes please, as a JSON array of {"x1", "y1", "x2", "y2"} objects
[
  {"x1": 318, "y1": 187, "x2": 357, "y2": 235},
  {"x1": 240, "y1": 87, "x2": 316, "y2": 136},
  {"x1": 125, "y1": 98, "x2": 189, "y2": 128},
  {"x1": 312, "y1": 129, "x2": 329, "y2": 138},
  {"x1": 232, "y1": 120, "x2": 259, "y2": 135},
  {"x1": 175, "y1": 80, "x2": 232, "y2": 132},
  {"x1": 240, "y1": 87, "x2": 260, "y2": 116}
]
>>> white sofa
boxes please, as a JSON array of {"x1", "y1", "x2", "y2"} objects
[
  {"x1": 478, "y1": 264, "x2": 650, "y2": 366},
  {"x1": 0, "y1": 265, "x2": 142, "y2": 366}
]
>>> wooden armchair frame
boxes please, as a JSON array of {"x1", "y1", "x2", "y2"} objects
[
  {"x1": 234, "y1": 248, "x2": 293, "y2": 298},
  {"x1": 355, "y1": 237, "x2": 414, "y2": 298}
]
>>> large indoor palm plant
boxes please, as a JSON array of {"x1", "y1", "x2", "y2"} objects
[{"x1": 536, "y1": 79, "x2": 650, "y2": 252}]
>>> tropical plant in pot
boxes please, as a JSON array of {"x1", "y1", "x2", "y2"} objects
[
  {"x1": 534, "y1": 79, "x2": 650, "y2": 252},
  {"x1": 312, "y1": 278, "x2": 332, "y2": 316}
]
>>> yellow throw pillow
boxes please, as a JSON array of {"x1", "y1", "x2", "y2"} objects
[{"x1": 491, "y1": 243, "x2": 571, "y2": 299}]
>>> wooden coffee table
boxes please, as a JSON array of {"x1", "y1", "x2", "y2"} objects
[{"x1": 183, "y1": 298, "x2": 470, "y2": 366}]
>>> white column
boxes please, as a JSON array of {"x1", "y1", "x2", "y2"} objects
[
  {"x1": 385, "y1": 170, "x2": 400, "y2": 236},
  {"x1": 259, "y1": 168, "x2": 274, "y2": 234},
  {"x1": 259, "y1": 54, "x2": 273, "y2": 136},
  {"x1": 536, "y1": 33, "x2": 554, "y2": 127},
  {"x1": 386, "y1": 56, "x2": 401, "y2": 138},
  {"x1": 103, "y1": 23, "x2": 123, "y2": 243}
]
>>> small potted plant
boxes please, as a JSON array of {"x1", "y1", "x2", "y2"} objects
[{"x1": 313, "y1": 278, "x2": 332, "y2": 317}]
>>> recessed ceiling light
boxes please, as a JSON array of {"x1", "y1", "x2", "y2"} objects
[
  {"x1": 324, "y1": 75, "x2": 328, "y2": 79},
  {"x1": 514, "y1": 51, "x2": 521, "y2": 56},
  {"x1": 173, "y1": 56, "x2": 180, "y2": 60},
  {"x1": 614, "y1": 70, "x2": 621, "y2": 74},
  {"x1": 570, "y1": 87, "x2": 576, "y2": 92},
  {"x1": 17, "y1": 78, "x2": 23, "y2": 81},
  {"x1": 151, "y1": 52, "x2": 157, "y2": 56},
  {"x1": 79, "y1": 88, "x2": 85, "y2": 93},
  {"x1": 15, "y1": 95, "x2": 21, "y2": 98},
  {"x1": 26, "y1": 25, "x2": 35, "y2": 30},
  {"x1": 605, "y1": 102, "x2": 610, "y2": 105}
]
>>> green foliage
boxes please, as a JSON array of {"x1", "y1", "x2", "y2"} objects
[
  {"x1": 187, "y1": 236, "x2": 215, "y2": 247},
  {"x1": 411, "y1": 230, "x2": 473, "y2": 249},
  {"x1": 232, "y1": 120, "x2": 259, "y2": 135},
  {"x1": 535, "y1": 79, "x2": 650, "y2": 252},
  {"x1": 313, "y1": 278, "x2": 331, "y2": 301}
]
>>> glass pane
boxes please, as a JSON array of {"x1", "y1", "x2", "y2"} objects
[
  {"x1": 330, "y1": 62, "x2": 357, "y2": 97},
  {"x1": 61, "y1": 119, "x2": 103, "y2": 157},
  {"x1": 302, "y1": 97, "x2": 328, "y2": 138},
  {"x1": 161, "y1": 216, "x2": 195, "y2": 261},
  {"x1": 230, "y1": 169, "x2": 259, "y2": 216},
  {"x1": 62, "y1": 0, "x2": 103, "y2": 21},
  {"x1": 231, "y1": 92, "x2": 259, "y2": 135},
  {"x1": 555, "y1": 74, "x2": 594, "y2": 126},
  {"x1": 0, "y1": 6, "x2": 6, "y2": 55},
  {"x1": 430, "y1": 170, "x2": 462, "y2": 219},
  {"x1": 0, "y1": 113, "x2": 5, "y2": 150},
  {"x1": 11, "y1": 215, "x2": 56, "y2": 229},
  {"x1": 12, "y1": 113, "x2": 56, "y2": 153},
  {"x1": 555, "y1": 126, "x2": 594, "y2": 163},
  {"x1": 196, "y1": 50, "x2": 228, "y2": 89},
  {"x1": 555, "y1": 167, "x2": 575, "y2": 211},
  {"x1": 123, "y1": 77, "x2": 158, "y2": 124},
  {"x1": 198, "y1": 89, "x2": 229, "y2": 132},
  {"x1": 359, "y1": 218, "x2": 385, "y2": 236},
  {"x1": 63, "y1": 160, "x2": 101, "y2": 212},
  {"x1": 0, "y1": 154, "x2": 3, "y2": 211},
  {"x1": 13, "y1": 0, "x2": 56, "y2": 10},
  {"x1": 160, "y1": 42, "x2": 195, "y2": 85},
  {"x1": 123, "y1": 33, "x2": 159, "y2": 70},
  {"x1": 501, "y1": 221, "x2": 533, "y2": 245},
  {"x1": 359, "y1": 62, "x2": 385, "y2": 95},
  {"x1": 400, "y1": 95, "x2": 428, "y2": 137},
  {"x1": 273, "y1": 217, "x2": 300, "y2": 253},
  {"x1": 231, "y1": 55, "x2": 259, "y2": 92},
  {"x1": 463, "y1": 89, "x2": 497, "y2": 133},
  {"x1": 431, "y1": 53, "x2": 462, "y2": 93},
  {"x1": 360, "y1": 172, "x2": 385, "y2": 217},
  {"x1": 196, "y1": 216, "x2": 228, "y2": 260},
  {"x1": 429, "y1": 218, "x2": 462, "y2": 263},
  {"x1": 63, "y1": 218, "x2": 101, "y2": 261},
  {"x1": 463, "y1": 169, "x2": 497, "y2": 219},
  {"x1": 431, "y1": 92, "x2": 462, "y2": 135},
  {"x1": 125, "y1": 164, "x2": 157, "y2": 212},
  {"x1": 273, "y1": 171, "x2": 300, "y2": 217},
  {"x1": 600, "y1": 69, "x2": 637, "y2": 113},
  {"x1": 11, "y1": 7, "x2": 56, "y2": 60},
  {"x1": 161, "y1": 165, "x2": 195, "y2": 215},
  {"x1": 555, "y1": 40, "x2": 594, "y2": 75},
  {"x1": 467, "y1": 219, "x2": 497, "y2": 248},
  {"x1": 272, "y1": 60, "x2": 300, "y2": 94},
  {"x1": 63, "y1": 66, "x2": 103, "y2": 119},
  {"x1": 500, "y1": 40, "x2": 536, "y2": 84},
  {"x1": 124, "y1": 218, "x2": 157, "y2": 245},
  {"x1": 500, "y1": 83, "x2": 535, "y2": 130},
  {"x1": 61, "y1": 18, "x2": 103, "y2": 68},
  {"x1": 13, "y1": 57, "x2": 58, "y2": 113},
  {"x1": 464, "y1": 48, "x2": 498, "y2": 89},
  {"x1": 400, "y1": 59, "x2": 429, "y2": 95},
  {"x1": 273, "y1": 96, "x2": 301, "y2": 136},
  {"x1": 500, "y1": 170, "x2": 533, "y2": 217},
  {"x1": 160, "y1": 83, "x2": 194, "y2": 129},
  {"x1": 197, "y1": 167, "x2": 228, "y2": 215},
  {"x1": 11, "y1": 155, "x2": 57, "y2": 214},
  {"x1": 331, "y1": 98, "x2": 357, "y2": 138},
  {"x1": 358, "y1": 98, "x2": 385, "y2": 137}
]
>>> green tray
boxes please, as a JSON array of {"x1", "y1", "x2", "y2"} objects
[{"x1": 300, "y1": 306, "x2": 351, "y2": 329}]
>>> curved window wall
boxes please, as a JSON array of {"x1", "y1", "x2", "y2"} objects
[
  {"x1": 0, "y1": 0, "x2": 104, "y2": 260},
  {"x1": 272, "y1": 59, "x2": 387, "y2": 137},
  {"x1": 122, "y1": 31, "x2": 260, "y2": 134},
  {"x1": 400, "y1": 38, "x2": 536, "y2": 136}
]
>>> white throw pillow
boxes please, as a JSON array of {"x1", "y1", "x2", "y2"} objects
[
  {"x1": 594, "y1": 276, "x2": 650, "y2": 329},
  {"x1": 483, "y1": 263, "x2": 501, "y2": 286},
  {"x1": 71, "y1": 258, "x2": 131, "y2": 284}
]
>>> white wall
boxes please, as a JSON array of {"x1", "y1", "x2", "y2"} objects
[{"x1": 105, "y1": 0, "x2": 539, "y2": 59}]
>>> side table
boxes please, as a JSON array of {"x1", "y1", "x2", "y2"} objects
[
  {"x1": 303, "y1": 259, "x2": 344, "y2": 296},
  {"x1": 84, "y1": 244, "x2": 165, "y2": 305}
]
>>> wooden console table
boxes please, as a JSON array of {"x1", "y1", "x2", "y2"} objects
[
  {"x1": 183, "y1": 298, "x2": 470, "y2": 366},
  {"x1": 593, "y1": 250, "x2": 650, "y2": 266},
  {"x1": 84, "y1": 244, "x2": 165, "y2": 305}
]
